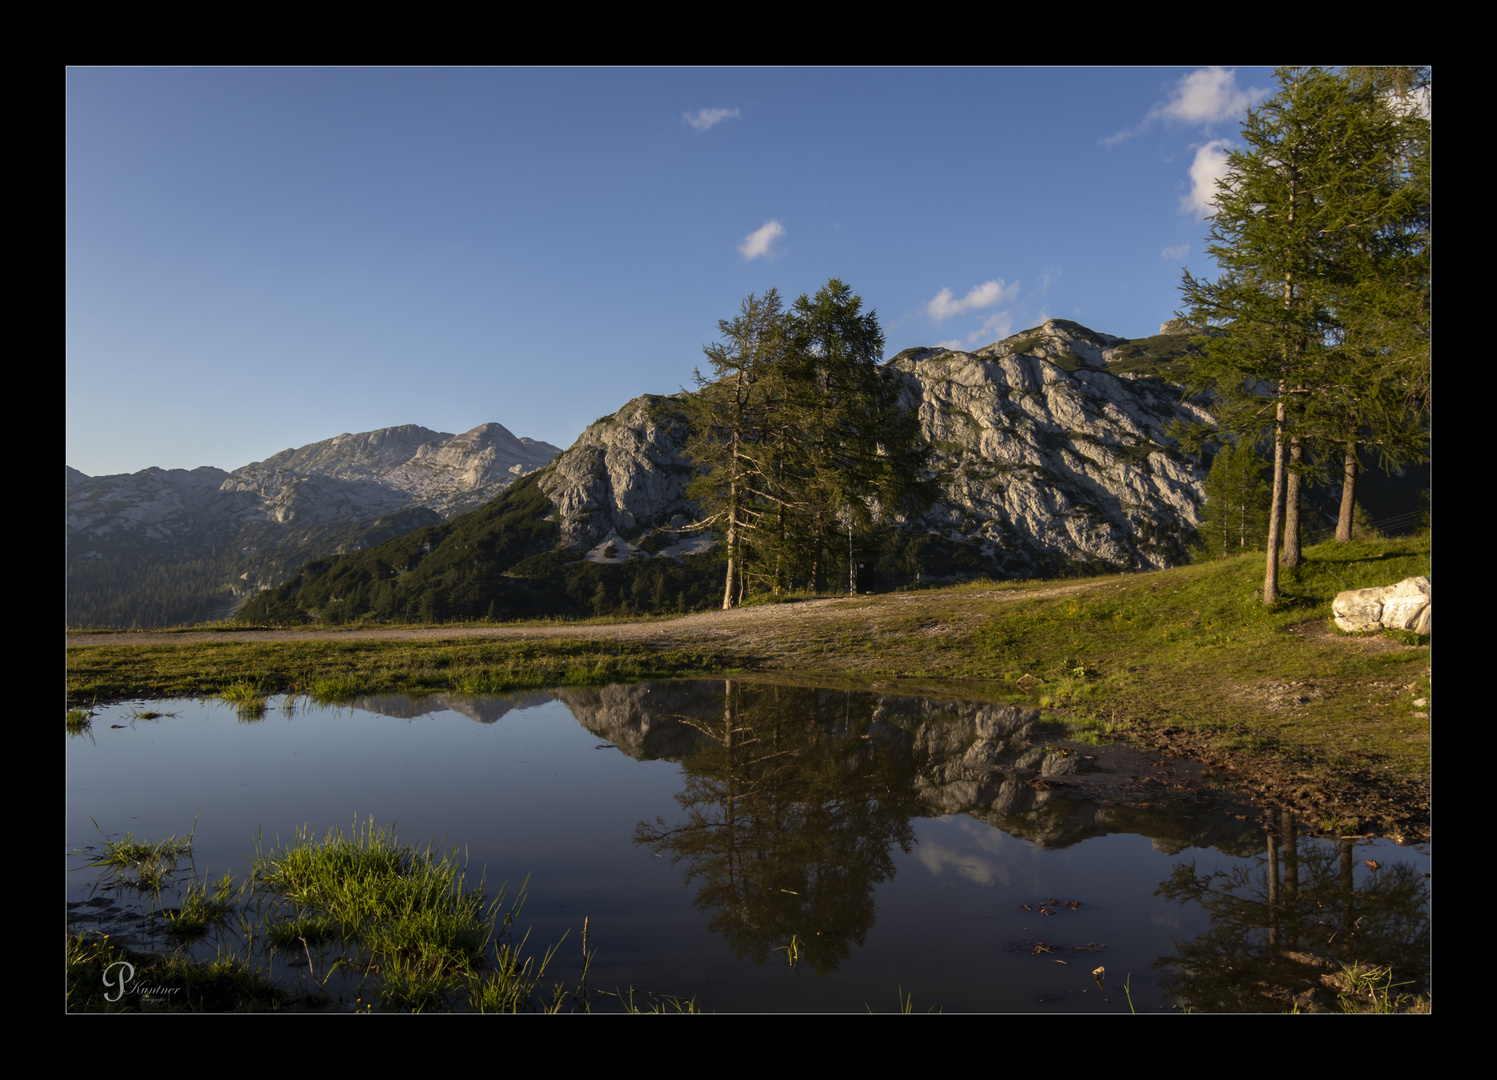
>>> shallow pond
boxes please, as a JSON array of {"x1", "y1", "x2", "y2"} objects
[{"x1": 66, "y1": 681, "x2": 1430, "y2": 1012}]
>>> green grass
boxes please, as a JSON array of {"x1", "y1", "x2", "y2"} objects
[
  {"x1": 1335, "y1": 962, "x2": 1430, "y2": 1013},
  {"x1": 68, "y1": 638, "x2": 732, "y2": 705},
  {"x1": 947, "y1": 533, "x2": 1431, "y2": 769},
  {"x1": 67, "y1": 931, "x2": 292, "y2": 1012},
  {"x1": 69, "y1": 820, "x2": 631, "y2": 1013},
  {"x1": 85, "y1": 815, "x2": 198, "y2": 893},
  {"x1": 249, "y1": 819, "x2": 591, "y2": 1011},
  {"x1": 163, "y1": 872, "x2": 241, "y2": 938},
  {"x1": 66, "y1": 708, "x2": 92, "y2": 733}
]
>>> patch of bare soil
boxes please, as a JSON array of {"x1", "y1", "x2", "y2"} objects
[
  {"x1": 1284, "y1": 617, "x2": 1414, "y2": 654},
  {"x1": 64, "y1": 585, "x2": 1091, "y2": 650},
  {"x1": 1106, "y1": 709, "x2": 1430, "y2": 845}
]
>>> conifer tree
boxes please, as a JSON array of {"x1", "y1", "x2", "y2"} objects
[
  {"x1": 683, "y1": 290, "x2": 791, "y2": 610},
  {"x1": 1199, "y1": 440, "x2": 1270, "y2": 557},
  {"x1": 1179, "y1": 67, "x2": 1428, "y2": 602},
  {"x1": 685, "y1": 280, "x2": 933, "y2": 605}
]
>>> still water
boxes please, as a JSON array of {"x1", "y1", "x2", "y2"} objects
[{"x1": 66, "y1": 681, "x2": 1429, "y2": 1012}]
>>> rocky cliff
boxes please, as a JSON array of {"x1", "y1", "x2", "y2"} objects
[{"x1": 535, "y1": 319, "x2": 1210, "y2": 579}]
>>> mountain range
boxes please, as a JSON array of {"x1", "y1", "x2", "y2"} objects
[
  {"x1": 238, "y1": 320, "x2": 1224, "y2": 626},
  {"x1": 66, "y1": 423, "x2": 560, "y2": 626},
  {"x1": 75, "y1": 318, "x2": 1420, "y2": 628}
]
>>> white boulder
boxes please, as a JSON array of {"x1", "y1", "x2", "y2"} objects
[{"x1": 1332, "y1": 576, "x2": 1431, "y2": 635}]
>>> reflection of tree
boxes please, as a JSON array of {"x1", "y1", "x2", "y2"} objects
[
  {"x1": 634, "y1": 682, "x2": 919, "y2": 975},
  {"x1": 1155, "y1": 811, "x2": 1429, "y2": 1012}
]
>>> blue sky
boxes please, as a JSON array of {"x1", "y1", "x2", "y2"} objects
[{"x1": 66, "y1": 67, "x2": 1277, "y2": 478}]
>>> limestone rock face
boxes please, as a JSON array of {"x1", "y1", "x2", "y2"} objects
[
  {"x1": 537, "y1": 396, "x2": 697, "y2": 551},
  {"x1": 893, "y1": 322, "x2": 1212, "y2": 575},
  {"x1": 1332, "y1": 576, "x2": 1431, "y2": 635},
  {"x1": 534, "y1": 319, "x2": 1211, "y2": 579}
]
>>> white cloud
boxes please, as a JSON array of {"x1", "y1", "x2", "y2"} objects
[
  {"x1": 684, "y1": 107, "x2": 739, "y2": 132},
  {"x1": 926, "y1": 279, "x2": 1018, "y2": 322},
  {"x1": 1160, "y1": 243, "x2": 1190, "y2": 260},
  {"x1": 967, "y1": 311, "x2": 1014, "y2": 344},
  {"x1": 1182, "y1": 139, "x2": 1233, "y2": 219},
  {"x1": 738, "y1": 219, "x2": 784, "y2": 260},
  {"x1": 1150, "y1": 67, "x2": 1264, "y2": 129},
  {"x1": 1105, "y1": 67, "x2": 1267, "y2": 145}
]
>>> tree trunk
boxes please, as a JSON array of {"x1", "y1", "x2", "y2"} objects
[
  {"x1": 722, "y1": 442, "x2": 739, "y2": 609},
  {"x1": 1282, "y1": 437, "x2": 1303, "y2": 568},
  {"x1": 1335, "y1": 443, "x2": 1358, "y2": 542},
  {"x1": 1262, "y1": 396, "x2": 1286, "y2": 603},
  {"x1": 809, "y1": 512, "x2": 824, "y2": 595}
]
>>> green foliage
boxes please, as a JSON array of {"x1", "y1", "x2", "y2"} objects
[
  {"x1": 1197, "y1": 440, "x2": 1271, "y2": 558},
  {"x1": 1179, "y1": 67, "x2": 1430, "y2": 597},
  {"x1": 684, "y1": 279, "x2": 936, "y2": 604}
]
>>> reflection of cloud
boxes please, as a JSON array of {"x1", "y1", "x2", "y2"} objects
[
  {"x1": 738, "y1": 219, "x2": 784, "y2": 260},
  {"x1": 915, "y1": 840, "x2": 1011, "y2": 886},
  {"x1": 684, "y1": 107, "x2": 739, "y2": 132},
  {"x1": 1182, "y1": 139, "x2": 1233, "y2": 219},
  {"x1": 1151, "y1": 911, "x2": 1182, "y2": 929},
  {"x1": 912, "y1": 817, "x2": 1015, "y2": 886}
]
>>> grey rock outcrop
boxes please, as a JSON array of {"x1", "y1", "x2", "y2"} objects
[
  {"x1": 536, "y1": 319, "x2": 1211, "y2": 578},
  {"x1": 537, "y1": 396, "x2": 697, "y2": 552},
  {"x1": 894, "y1": 321, "x2": 1211, "y2": 575},
  {"x1": 1332, "y1": 576, "x2": 1431, "y2": 635}
]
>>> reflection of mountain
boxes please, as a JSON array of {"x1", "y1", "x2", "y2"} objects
[
  {"x1": 557, "y1": 680, "x2": 1270, "y2": 975},
  {"x1": 560, "y1": 681, "x2": 1261, "y2": 853},
  {"x1": 344, "y1": 691, "x2": 556, "y2": 724},
  {"x1": 1156, "y1": 811, "x2": 1430, "y2": 1012}
]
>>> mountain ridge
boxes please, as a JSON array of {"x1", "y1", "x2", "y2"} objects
[
  {"x1": 66, "y1": 422, "x2": 562, "y2": 627},
  {"x1": 241, "y1": 320, "x2": 1223, "y2": 625}
]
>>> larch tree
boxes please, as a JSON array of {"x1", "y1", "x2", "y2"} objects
[
  {"x1": 683, "y1": 289, "x2": 791, "y2": 610},
  {"x1": 1179, "y1": 66, "x2": 1427, "y2": 603},
  {"x1": 784, "y1": 279, "x2": 934, "y2": 595},
  {"x1": 685, "y1": 280, "x2": 934, "y2": 605}
]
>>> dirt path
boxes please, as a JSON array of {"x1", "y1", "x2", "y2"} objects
[{"x1": 64, "y1": 583, "x2": 1102, "y2": 651}]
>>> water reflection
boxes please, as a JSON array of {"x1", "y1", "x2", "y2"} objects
[
  {"x1": 629, "y1": 681, "x2": 920, "y2": 974},
  {"x1": 67, "y1": 680, "x2": 1429, "y2": 1011},
  {"x1": 1157, "y1": 811, "x2": 1431, "y2": 1012}
]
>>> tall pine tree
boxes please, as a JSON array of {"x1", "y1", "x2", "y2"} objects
[
  {"x1": 1179, "y1": 67, "x2": 1428, "y2": 602},
  {"x1": 685, "y1": 280, "x2": 933, "y2": 605}
]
